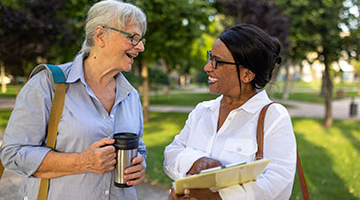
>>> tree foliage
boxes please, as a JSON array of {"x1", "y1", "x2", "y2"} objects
[
  {"x1": 0, "y1": 0, "x2": 76, "y2": 77},
  {"x1": 216, "y1": 0, "x2": 291, "y2": 51},
  {"x1": 129, "y1": 0, "x2": 215, "y2": 73},
  {"x1": 275, "y1": 0, "x2": 360, "y2": 127}
]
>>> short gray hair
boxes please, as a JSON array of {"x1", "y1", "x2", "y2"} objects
[{"x1": 79, "y1": 0, "x2": 147, "y2": 54}]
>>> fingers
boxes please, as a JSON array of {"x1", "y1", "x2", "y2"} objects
[
  {"x1": 92, "y1": 138, "x2": 115, "y2": 148},
  {"x1": 124, "y1": 161, "x2": 145, "y2": 186},
  {"x1": 131, "y1": 156, "x2": 144, "y2": 165}
]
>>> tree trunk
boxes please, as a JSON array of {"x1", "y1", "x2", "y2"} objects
[
  {"x1": 320, "y1": 71, "x2": 326, "y2": 97},
  {"x1": 141, "y1": 62, "x2": 149, "y2": 122},
  {"x1": 160, "y1": 59, "x2": 170, "y2": 94},
  {"x1": 282, "y1": 62, "x2": 290, "y2": 100},
  {"x1": 1, "y1": 66, "x2": 7, "y2": 93},
  {"x1": 323, "y1": 53, "x2": 333, "y2": 127}
]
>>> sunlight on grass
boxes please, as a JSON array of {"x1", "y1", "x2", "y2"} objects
[
  {"x1": 142, "y1": 113, "x2": 360, "y2": 199},
  {"x1": 291, "y1": 118, "x2": 360, "y2": 200},
  {"x1": 0, "y1": 109, "x2": 358, "y2": 199},
  {"x1": 0, "y1": 85, "x2": 21, "y2": 98},
  {"x1": 0, "y1": 109, "x2": 12, "y2": 132}
]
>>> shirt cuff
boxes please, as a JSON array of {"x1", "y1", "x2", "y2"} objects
[
  {"x1": 175, "y1": 147, "x2": 209, "y2": 177},
  {"x1": 23, "y1": 146, "x2": 52, "y2": 177}
]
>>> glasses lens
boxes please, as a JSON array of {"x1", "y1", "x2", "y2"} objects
[
  {"x1": 132, "y1": 35, "x2": 144, "y2": 46},
  {"x1": 207, "y1": 51, "x2": 215, "y2": 69}
]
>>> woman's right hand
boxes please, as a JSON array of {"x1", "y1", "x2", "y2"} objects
[
  {"x1": 187, "y1": 157, "x2": 222, "y2": 175},
  {"x1": 79, "y1": 138, "x2": 116, "y2": 174}
]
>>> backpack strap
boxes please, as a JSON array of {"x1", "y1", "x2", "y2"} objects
[
  {"x1": 255, "y1": 102, "x2": 310, "y2": 200},
  {"x1": 0, "y1": 64, "x2": 66, "y2": 200},
  {"x1": 37, "y1": 64, "x2": 66, "y2": 200}
]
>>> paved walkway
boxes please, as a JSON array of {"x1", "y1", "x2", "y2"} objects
[
  {"x1": 0, "y1": 169, "x2": 168, "y2": 200},
  {"x1": 150, "y1": 97, "x2": 360, "y2": 121},
  {"x1": 1, "y1": 94, "x2": 359, "y2": 199}
]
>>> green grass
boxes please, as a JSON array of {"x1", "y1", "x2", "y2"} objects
[
  {"x1": 273, "y1": 91, "x2": 360, "y2": 103},
  {"x1": 0, "y1": 85, "x2": 21, "y2": 98},
  {"x1": 1, "y1": 107, "x2": 359, "y2": 199},
  {"x1": 276, "y1": 80, "x2": 359, "y2": 92},
  {"x1": 0, "y1": 109, "x2": 12, "y2": 132},
  {"x1": 142, "y1": 112, "x2": 360, "y2": 199},
  {"x1": 150, "y1": 93, "x2": 219, "y2": 106}
]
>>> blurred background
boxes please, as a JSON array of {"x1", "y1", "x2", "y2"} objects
[{"x1": 0, "y1": 0, "x2": 359, "y2": 199}]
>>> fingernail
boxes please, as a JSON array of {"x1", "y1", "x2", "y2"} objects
[
  {"x1": 184, "y1": 189, "x2": 190, "y2": 195},
  {"x1": 168, "y1": 189, "x2": 172, "y2": 194}
]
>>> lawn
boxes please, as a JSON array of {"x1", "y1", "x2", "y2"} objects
[
  {"x1": 0, "y1": 85, "x2": 21, "y2": 99},
  {"x1": 0, "y1": 110, "x2": 359, "y2": 199},
  {"x1": 150, "y1": 92, "x2": 219, "y2": 106},
  {"x1": 142, "y1": 112, "x2": 360, "y2": 200}
]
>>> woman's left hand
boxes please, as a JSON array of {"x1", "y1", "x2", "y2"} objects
[
  {"x1": 123, "y1": 156, "x2": 145, "y2": 186},
  {"x1": 183, "y1": 188, "x2": 221, "y2": 200},
  {"x1": 168, "y1": 188, "x2": 221, "y2": 200}
]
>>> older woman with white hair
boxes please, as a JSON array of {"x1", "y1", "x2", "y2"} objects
[{"x1": 0, "y1": 0, "x2": 147, "y2": 199}]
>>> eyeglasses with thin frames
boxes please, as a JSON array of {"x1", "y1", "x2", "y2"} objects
[
  {"x1": 102, "y1": 26, "x2": 146, "y2": 46},
  {"x1": 207, "y1": 50, "x2": 239, "y2": 69}
]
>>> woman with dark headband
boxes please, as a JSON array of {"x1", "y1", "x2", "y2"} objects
[{"x1": 164, "y1": 23, "x2": 296, "y2": 200}]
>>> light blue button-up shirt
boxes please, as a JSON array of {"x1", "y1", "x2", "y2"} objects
[{"x1": 0, "y1": 53, "x2": 146, "y2": 200}]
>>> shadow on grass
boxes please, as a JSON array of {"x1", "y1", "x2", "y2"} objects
[
  {"x1": 291, "y1": 132, "x2": 357, "y2": 200},
  {"x1": 335, "y1": 120, "x2": 360, "y2": 154}
]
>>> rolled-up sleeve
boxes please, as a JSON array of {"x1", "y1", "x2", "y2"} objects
[
  {"x1": 164, "y1": 109, "x2": 209, "y2": 180},
  {"x1": 0, "y1": 72, "x2": 53, "y2": 177}
]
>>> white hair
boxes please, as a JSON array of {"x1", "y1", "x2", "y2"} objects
[{"x1": 79, "y1": 0, "x2": 147, "y2": 54}]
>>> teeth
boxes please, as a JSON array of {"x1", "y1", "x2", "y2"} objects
[
  {"x1": 208, "y1": 76, "x2": 218, "y2": 83},
  {"x1": 126, "y1": 53, "x2": 137, "y2": 59}
]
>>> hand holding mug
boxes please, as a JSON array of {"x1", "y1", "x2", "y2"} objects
[{"x1": 79, "y1": 138, "x2": 116, "y2": 174}]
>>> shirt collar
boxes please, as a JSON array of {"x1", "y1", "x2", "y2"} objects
[
  {"x1": 202, "y1": 90, "x2": 272, "y2": 114},
  {"x1": 66, "y1": 53, "x2": 87, "y2": 84},
  {"x1": 238, "y1": 90, "x2": 272, "y2": 114}
]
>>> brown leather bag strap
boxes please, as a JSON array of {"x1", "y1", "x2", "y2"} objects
[
  {"x1": 297, "y1": 151, "x2": 310, "y2": 200},
  {"x1": 255, "y1": 102, "x2": 310, "y2": 200},
  {"x1": 255, "y1": 102, "x2": 275, "y2": 160},
  {"x1": 0, "y1": 159, "x2": 4, "y2": 179}
]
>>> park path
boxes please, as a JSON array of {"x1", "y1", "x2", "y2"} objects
[{"x1": 1, "y1": 90, "x2": 359, "y2": 199}]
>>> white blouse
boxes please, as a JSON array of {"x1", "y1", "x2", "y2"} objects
[{"x1": 164, "y1": 90, "x2": 297, "y2": 200}]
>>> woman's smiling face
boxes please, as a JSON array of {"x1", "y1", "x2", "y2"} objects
[
  {"x1": 102, "y1": 23, "x2": 145, "y2": 72},
  {"x1": 204, "y1": 39, "x2": 241, "y2": 97}
]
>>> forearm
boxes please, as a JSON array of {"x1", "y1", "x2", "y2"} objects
[{"x1": 33, "y1": 151, "x2": 85, "y2": 178}]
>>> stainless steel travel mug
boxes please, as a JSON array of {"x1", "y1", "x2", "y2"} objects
[{"x1": 113, "y1": 132, "x2": 138, "y2": 188}]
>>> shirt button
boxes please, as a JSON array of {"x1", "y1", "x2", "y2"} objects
[
  {"x1": 237, "y1": 147, "x2": 242, "y2": 152},
  {"x1": 105, "y1": 190, "x2": 109, "y2": 195},
  {"x1": 110, "y1": 114, "x2": 114, "y2": 118},
  {"x1": 24, "y1": 197, "x2": 28, "y2": 200},
  {"x1": 228, "y1": 117, "x2": 232, "y2": 120}
]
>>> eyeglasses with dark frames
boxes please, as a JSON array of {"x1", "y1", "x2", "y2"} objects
[
  {"x1": 207, "y1": 50, "x2": 239, "y2": 69},
  {"x1": 102, "y1": 26, "x2": 146, "y2": 46}
]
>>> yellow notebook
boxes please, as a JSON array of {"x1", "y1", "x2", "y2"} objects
[{"x1": 174, "y1": 159, "x2": 271, "y2": 194}]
